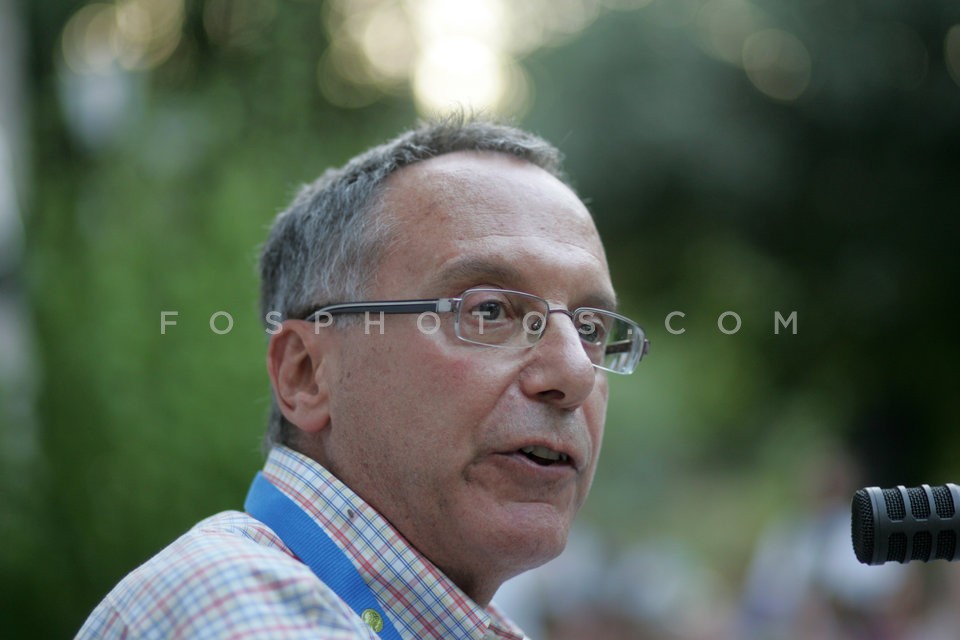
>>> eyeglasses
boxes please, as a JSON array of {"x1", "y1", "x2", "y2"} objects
[{"x1": 303, "y1": 288, "x2": 649, "y2": 374}]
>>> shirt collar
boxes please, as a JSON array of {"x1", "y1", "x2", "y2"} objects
[{"x1": 263, "y1": 446, "x2": 526, "y2": 640}]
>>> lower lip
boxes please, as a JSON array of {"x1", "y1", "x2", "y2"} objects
[{"x1": 491, "y1": 452, "x2": 577, "y2": 483}]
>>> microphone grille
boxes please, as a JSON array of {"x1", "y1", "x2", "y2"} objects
[
  {"x1": 888, "y1": 532, "x2": 907, "y2": 563},
  {"x1": 932, "y1": 485, "x2": 956, "y2": 519},
  {"x1": 936, "y1": 531, "x2": 957, "y2": 560},
  {"x1": 851, "y1": 488, "x2": 876, "y2": 564},
  {"x1": 912, "y1": 531, "x2": 933, "y2": 561},
  {"x1": 908, "y1": 486, "x2": 930, "y2": 519},
  {"x1": 883, "y1": 487, "x2": 905, "y2": 521}
]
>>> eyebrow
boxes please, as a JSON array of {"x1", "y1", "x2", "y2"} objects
[
  {"x1": 428, "y1": 256, "x2": 619, "y2": 311},
  {"x1": 578, "y1": 291, "x2": 619, "y2": 313},
  {"x1": 427, "y1": 257, "x2": 523, "y2": 292}
]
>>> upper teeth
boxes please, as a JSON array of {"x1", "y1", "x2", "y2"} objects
[{"x1": 521, "y1": 445, "x2": 568, "y2": 462}]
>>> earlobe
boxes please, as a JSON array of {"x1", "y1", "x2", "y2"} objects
[{"x1": 267, "y1": 321, "x2": 331, "y2": 435}]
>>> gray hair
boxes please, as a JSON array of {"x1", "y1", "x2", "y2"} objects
[{"x1": 259, "y1": 113, "x2": 569, "y2": 450}]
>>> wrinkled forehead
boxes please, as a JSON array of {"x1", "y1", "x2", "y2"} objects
[{"x1": 371, "y1": 151, "x2": 613, "y2": 302}]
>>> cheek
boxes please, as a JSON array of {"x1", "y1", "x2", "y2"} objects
[
  {"x1": 408, "y1": 328, "x2": 517, "y2": 392},
  {"x1": 410, "y1": 353, "x2": 515, "y2": 438},
  {"x1": 343, "y1": 329, "x2": 513, "y2": 428}
]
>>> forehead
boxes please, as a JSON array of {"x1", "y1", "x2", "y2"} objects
[{"x1": 373, "y1": 151, "x2": 615, "y2": 307}]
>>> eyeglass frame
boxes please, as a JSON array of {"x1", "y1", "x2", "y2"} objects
[{"x1": 301, "y1": 288, "x2": 649, "y2": 374}]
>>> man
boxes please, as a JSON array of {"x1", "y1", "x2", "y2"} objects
[{"x1": 78, "y1": 116, "x2": 648, "y2": 639}]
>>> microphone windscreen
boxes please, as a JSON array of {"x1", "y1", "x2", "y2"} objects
[{"x1": 851, "y1": 484, "x2": 960, "y2": 565}]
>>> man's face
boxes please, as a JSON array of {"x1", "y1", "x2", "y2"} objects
[{"x1": 317, "y1": 151, "x2": 613, "y2": 604}]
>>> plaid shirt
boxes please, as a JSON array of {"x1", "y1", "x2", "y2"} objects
[{"x1": 77, "y1": 446, "x2": 527, "y2": 639}]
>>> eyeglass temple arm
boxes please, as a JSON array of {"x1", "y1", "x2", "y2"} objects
[
  {"x1": 605, "y1": 337, "x2": 651, "y2": 357},
  {"x1": 306, "y1": 298, "x2": 455, "y2": 320}
]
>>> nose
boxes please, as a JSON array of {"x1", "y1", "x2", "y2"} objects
[{"x1": 518, "y1": 309, "x2": 598, "y2": 409}]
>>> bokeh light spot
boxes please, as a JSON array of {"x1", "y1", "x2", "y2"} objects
[
  {"x1": 61, "y1": 0, "x2": 183, "y2": 74},
  {"x1": 321, "y1": 0, "x2": 614, "y2": 115},
  {"x1": 61, "y1": 3, "x2": 119, "y2": 75},
  {"x1": 945, "y1": 25, "x2": 960, "y2": 88},
  {"x1": 696, "y1": 0, "x2": 770, "y2": 66},
  {"x1": 414, "y1": 37, "x2": 505, "y2": 114},
  {"x1": 360, "y1": 4, "x2": 417, "y2": 82},
  {"x1": 742, "y1": 28, "x2": 811, "y2": 102}
]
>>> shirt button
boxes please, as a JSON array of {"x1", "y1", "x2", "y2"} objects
[{"x1": 361, "y1": 608, "x2": 384, "y2": 633}]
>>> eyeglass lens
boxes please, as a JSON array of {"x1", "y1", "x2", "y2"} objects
[{"x1": 454, "y1": 289, "x2": 642, "y2": 373}]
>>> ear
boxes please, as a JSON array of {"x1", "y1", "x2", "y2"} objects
[{"x1": 267, "y1": 320, "x2": 332, "y2": 435}]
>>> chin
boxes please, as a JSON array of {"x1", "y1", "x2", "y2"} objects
[{"x1": 490, "y1": 502, "x2": 573, "y2": 569}]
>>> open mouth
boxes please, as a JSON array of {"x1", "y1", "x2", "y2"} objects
[{"x1": 519, "y1": 445, "x2": 570, "y2": 466}]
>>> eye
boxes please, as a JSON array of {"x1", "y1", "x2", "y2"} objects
[
  {"x1": 473, "y1": 300, "x2": 506, "y2": 321},
  {"x1": 576, "y1": 311, "x2": 608, "y2": 344},
  {"x1": 579, "y1": 323, "x2": 601, "y2": 343},
  {"x1": 464, "y1": 291, "x2": 520, "y2": 324}
]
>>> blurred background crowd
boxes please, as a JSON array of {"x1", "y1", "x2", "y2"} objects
[{"x1": 1, "y1": 0, "x2": 959, "y2": 637}]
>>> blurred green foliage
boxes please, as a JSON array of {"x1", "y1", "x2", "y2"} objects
[{"x1": 3, "y1": 0, "x2": 960, "y2": 637}]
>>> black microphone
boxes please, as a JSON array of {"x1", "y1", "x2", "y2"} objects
[{"x1": 851, "y1": 484, "x2": 960, "y2": 565}]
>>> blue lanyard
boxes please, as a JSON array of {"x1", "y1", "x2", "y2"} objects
[{"x1": 244, "y1": 472, "x2": 403, "y2": 640}]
